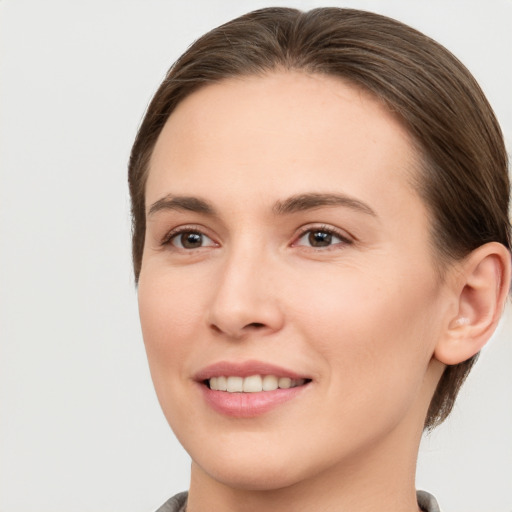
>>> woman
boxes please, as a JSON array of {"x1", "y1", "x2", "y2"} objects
[{"x1": 128, "y1": 8, "x2": 510, "y2": 512}]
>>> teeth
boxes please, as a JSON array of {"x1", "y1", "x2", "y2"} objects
[
  {"x1": 262, "y1": 375, "x2": 278, "y2": 391},
  {"x1": 227, "y1": 376, "x2": 243, "y2": 392},
  {"x1": 208, "y1": 375, "x2": 307, "y2": 393},
  {"x1": 278, "y1": 377, "x2": 292, "y2": 389},
  {"x1": 217, "y1": 376, "x2": 227, "y2": 391},
  {"x1": 243, "y1": 375, "x2": 262, "y2": 393}
]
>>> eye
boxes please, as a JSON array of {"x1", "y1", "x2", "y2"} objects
[
  {"x1": 167, "y1": 230, "x2": 217, "y2": 250},
  {"x1": 295, "y1": 227, "x2": 351, "y2": 248}
]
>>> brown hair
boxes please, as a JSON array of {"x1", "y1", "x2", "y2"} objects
[{"x1": 128, "y1": 7, "x2": 510, "y2": 429}]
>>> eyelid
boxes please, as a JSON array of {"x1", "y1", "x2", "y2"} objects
[
  {"x1": 159, "y1": 223, "x2": 353, "y2": 249},
  {"x1": 160, "y1": 224, "x2": 219, "y2": 248},
  {"x1": 291, "y1": 224, "x2": 354, "y2": 248}
]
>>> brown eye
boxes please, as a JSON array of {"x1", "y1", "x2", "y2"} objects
[
  {"x1": 295, "y1": 228, "x2": 349, "y2": 249},
  {"x1": 308, "y1": 230, "x2": 333, "y2": 247},
  {"x1": 170, "y1": 231, "x2": 215, "y2": 249}
]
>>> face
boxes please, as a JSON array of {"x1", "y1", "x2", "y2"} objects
[{"x1": 138, "y1": 72, "x2": 448, "y2": 491}]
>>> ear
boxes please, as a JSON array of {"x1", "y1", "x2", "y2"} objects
[{"x1": 434, "y1": 242, "x2": 511, "y2": 365}]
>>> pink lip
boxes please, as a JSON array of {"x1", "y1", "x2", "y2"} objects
[
  {"x1": 194, "y1": 359, "x2": 309, "y2": 380},
  {"x1": 194, "y1": 360, "x2": 312, "y2": 418}
]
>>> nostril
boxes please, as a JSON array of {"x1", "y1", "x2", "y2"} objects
[
  {"x1": 246, "y1": 322, "x2": 265, "y2": 329},
  {"x1": 209, "y1": 320, "x2": 271, "y2": 338}
]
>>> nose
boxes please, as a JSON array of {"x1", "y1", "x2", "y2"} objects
[{"x1": 207, "y1": 246, "x2": 284, "y2": 340}]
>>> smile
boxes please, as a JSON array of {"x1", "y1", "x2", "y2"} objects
[
  {"x1": 196, "y1": 361, "x2": 312, "y2": 417},
  {"x1": 208, "y1": 375, "x2": 308, "y2": 392}
]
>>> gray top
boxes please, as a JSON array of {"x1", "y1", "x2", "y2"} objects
[
  {"x1": 155, "y1": 491, "x2": 188, "y2": 512},
  {"x1": 155, "y1": 490, "x2": 441, "y2": 512}
]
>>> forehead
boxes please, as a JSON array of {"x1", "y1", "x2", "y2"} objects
[{"x1": 147, "y1": 71, "x2": 422, "y2": 219}]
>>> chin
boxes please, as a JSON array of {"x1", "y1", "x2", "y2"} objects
[
  {"x1": 182, "y1": 426, "x2": 342, "y2": 493},
  {"x1": 195, "y1": 454, "x2": 309, "y2": 492}
]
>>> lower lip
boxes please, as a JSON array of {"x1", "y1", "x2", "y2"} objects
[{"x1": 200, "y1": 384, "x2": 309, "y2": 418}]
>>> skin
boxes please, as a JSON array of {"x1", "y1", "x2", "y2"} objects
[{"x1": 138, "y1": 72, "x2": 471, "y2": 512}]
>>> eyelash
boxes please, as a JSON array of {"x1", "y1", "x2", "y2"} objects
[
  {"x1": 160, "y1": 225, "x2": 216, "y2": 249},
  {"x1": 160, "y1": 224, "x2": 353, "y2": 250},
  {"x1": 293, "y1": 225, "x2": 353, "y2": 249}
]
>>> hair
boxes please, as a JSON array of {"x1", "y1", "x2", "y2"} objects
[{"x1": 128, "y1": 7, "x2": 510, "y2": 429}]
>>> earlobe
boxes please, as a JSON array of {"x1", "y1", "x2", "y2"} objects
[{"x1": 434, "y1": 242, "x2": 511, "y2": 366}]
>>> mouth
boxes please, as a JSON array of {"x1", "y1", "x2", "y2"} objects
[
  {"x1": 195, "y1": 361, "x2": 312, "y2": 417},
  {"x1": 206, "y1": 375, "x2": 310, "y2": 392}
]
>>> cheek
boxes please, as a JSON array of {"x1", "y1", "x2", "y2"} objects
[
  {"x1": 291, "y1": 266, "x2": 440, "y2": 403},
  {"x1": 137, "y1": 269, "x2": 209, "y2": 427},
  {"x1": 137, "y1": 269, "x2": 205, "y2": 375}
]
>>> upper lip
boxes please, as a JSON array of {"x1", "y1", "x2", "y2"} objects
[{"x1": 194, "y1": 360, "x2": 310, "y2": 381}]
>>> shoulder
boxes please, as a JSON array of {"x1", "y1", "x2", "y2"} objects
[
  {"x1": 417, "y1": 490, "x2": 442, "y2": 512},
  {"x1": 154, "y1": 491, "x2": 188, "y2": 512}
]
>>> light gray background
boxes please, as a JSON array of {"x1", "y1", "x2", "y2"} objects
[{"x1": 1, "y1": 1, "x2": 511, "y2": 511}]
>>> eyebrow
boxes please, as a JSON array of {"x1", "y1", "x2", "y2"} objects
[
  {"x1": 148, "y1": 195, "x2": 216, "y2": 217},
  {"x1": 147, "y1": 192, "x2": 376, "y2": 218},
  {"x1": 273, "y1": 193, "x2": 377, "y2": 217}
]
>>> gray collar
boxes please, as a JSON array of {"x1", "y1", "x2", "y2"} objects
[{"x1": 156, "y1": 489, "x2": 441, "y2": 512}]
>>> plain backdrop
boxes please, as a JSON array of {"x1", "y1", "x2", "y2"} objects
[{"x1": 1, "y1": 1, "x2": 511, "y2": 511}]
